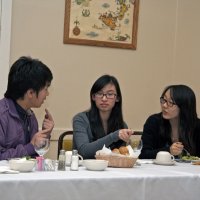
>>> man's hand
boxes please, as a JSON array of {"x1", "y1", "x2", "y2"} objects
[
  {"x1": 42, "y1": 109, "x2": 54, "y2": 134},
  {"x1": 31, "y1": 129, "x2": 50, "y2": 146}
]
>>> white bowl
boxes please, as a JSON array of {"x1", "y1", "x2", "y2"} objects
[
  {"x1": 83, "y1": 159, "x2": 108, "y2": 171},
  {"x1": 9, "y1": 159, "x2": 36, "y2": 172}
]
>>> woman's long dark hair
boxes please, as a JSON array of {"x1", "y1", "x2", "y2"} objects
[
  {"x1": 159, "y1": 85, "x2": 198, "y2": 154},
  {"x1": 87, "y1": 75, "x2": 125, "y2": 141}
]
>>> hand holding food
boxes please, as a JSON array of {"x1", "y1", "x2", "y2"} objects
[
  {"x1": 118, "y1": 129, "x2": 133, "y2": 142},
  {"x1": 42, "y1": 109, "x2": 54, "y2": 134},
  {"x1": 170, "y1": 142, "x2": 183, "y2": 156}
]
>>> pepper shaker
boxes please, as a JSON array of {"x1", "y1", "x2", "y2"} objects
[{"x1": 58, "y1": 149, "x2": 66, "y2": 171}]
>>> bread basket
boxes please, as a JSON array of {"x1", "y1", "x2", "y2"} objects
[{"x1": 95, "y1": 154, "x2": 137, "y2": 168}]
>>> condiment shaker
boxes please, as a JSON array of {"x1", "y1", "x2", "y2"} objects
[
  {"x1": 70, "y1": 150, "x2": 79, "y2": 171},
  {"x1": 58, "y1": 149, "x2": 66, "y2": 171}
]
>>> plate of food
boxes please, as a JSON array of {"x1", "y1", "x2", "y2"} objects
[{"x1": 176, "y1": 156, "x2": 200, "y2": 163}]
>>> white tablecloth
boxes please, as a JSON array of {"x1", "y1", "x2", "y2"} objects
[{"x1": 0, "y1": 160, "x2": 200, "y2": 200}]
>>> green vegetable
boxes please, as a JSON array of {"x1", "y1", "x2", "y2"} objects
[{"x1": 181, "y1": 156, "x2": 199, "y2": 161}]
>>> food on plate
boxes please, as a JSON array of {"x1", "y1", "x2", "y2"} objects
[
  {"x1": 112, "y1": 148, "x2": 120, "y2": 154},
  {"x1": 181, "y1": 155, "x2": 199, "y2": 161},
  {"x1": 119, "y1": 146, "x2": 129, "y2": 155}
]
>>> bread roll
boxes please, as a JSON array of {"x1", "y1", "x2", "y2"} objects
[
  {"x1": 119, "y1": 146, "x2": 129, "y2": 155},
  {"x1": 112, "y1": 148, "x2": 120, "y2": 154}
]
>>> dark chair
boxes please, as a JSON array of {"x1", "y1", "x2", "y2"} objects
[
  {"x1": 57, "y1": 130, "x2": 73, "y2": 159},
  {"x1": 134, "y1": 131, "x2": 143, "y2": 135}
]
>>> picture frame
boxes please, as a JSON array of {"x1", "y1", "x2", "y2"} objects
[{"x1": 63, "y1": 0, "x2": 139, "y2": 49}]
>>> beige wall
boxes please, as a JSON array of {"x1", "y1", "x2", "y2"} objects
[{"x1": 9, "y1": 0, "x2": 200, "y2": 159}]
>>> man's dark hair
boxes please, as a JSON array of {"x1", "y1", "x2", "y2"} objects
[{"x1": 4, "y1": 56, "x2": 53, "y2": 100}]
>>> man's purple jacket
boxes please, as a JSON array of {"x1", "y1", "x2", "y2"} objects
[{"x1": 0, "y1": 98, "x2": 38, "y2": 160}]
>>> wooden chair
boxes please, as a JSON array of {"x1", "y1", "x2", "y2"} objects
[
  {"x1": 57, "y1": 130, "x2": 73, "y2": 159},
  {"x1": 134, "y1": 131, "x2": 143, "y2": 135}
]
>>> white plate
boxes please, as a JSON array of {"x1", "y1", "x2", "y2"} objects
[
  {"x1": 175, "y1": 159, "x2": 191, "y2": 163},
  {"x1": 153, "y1": 160, "x2": 176, "y2": 166}
]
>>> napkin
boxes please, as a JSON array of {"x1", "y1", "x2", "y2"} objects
[
  {"x1": 136, "y1": 159, "x2": 153, "y2": 164},
  {"x1": 126, "y1": 145, "x2": 135, "y2": 157},
  {"x1": 96, "y1": 145, "x2": 112, "y2": 155},
  {"x1": 0, "y1": 166, "x2": 19, "y2": 174}
]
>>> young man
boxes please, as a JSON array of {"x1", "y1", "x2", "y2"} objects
[{"x1": 0, "y1": 56, "x2": 54, "y2": 160}]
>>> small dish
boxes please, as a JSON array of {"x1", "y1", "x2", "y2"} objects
[
  {"x1": 153, "y1": 160, "x2": 176, "y2": 166},
  {"x1": 83, "y1": 159, "x2": 108, "y2": 171},
  {"x1": 191, "y1": 160, "x2": 200, "y2": 165},
  {"x1": 9, "y1": 158, "x2": 36, "y2": 172}
]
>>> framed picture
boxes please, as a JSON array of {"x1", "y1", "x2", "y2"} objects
[{"x1": 63, "y1": 0, "x2": 139, "y2": 49}]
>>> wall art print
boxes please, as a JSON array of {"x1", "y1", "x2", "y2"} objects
[{"x1": 63, "y1": 0, "x2": 139, "y2": 49}]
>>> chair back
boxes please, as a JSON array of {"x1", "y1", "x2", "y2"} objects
[
  {"x1": 134, "y1": 131, "x2": 142, "y2": 135},
  {"x1": 129, "y1": 131, "x2": 142, "y2": 149},
  {"x1": 57, "y1": 131, "x2": 73, "y2": 159}
]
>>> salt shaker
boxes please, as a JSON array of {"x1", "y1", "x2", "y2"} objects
[
  {"x1": 58, "y1": 149, "x2": 66, "y2": 171},
  {"x1": 70, "y1": 150, "x2": 79, "y2": 171}
]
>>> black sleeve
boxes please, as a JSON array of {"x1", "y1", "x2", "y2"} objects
[
  {"x1": 139, "y1": 114, "x2": 170, "y2": 159},
  {"x1": 194, "y1": 119, "x2": 200, "y2": 157}
]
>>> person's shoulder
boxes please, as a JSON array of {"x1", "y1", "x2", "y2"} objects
[
  {"x1": 0, "y1": 98, "x2": 10, "y2": 114},
  {"x1": 0, "y1": 98, "x2": 16, "y2": 124},
  {"x1": 73, "y1": 111, "x2": 88, "y2": 121},
  {"x1": 145, "y1": 113, "x2": 162, "y2": 123}
]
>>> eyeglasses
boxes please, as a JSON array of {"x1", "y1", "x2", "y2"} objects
[
  {"x1": 160, "y1": 97, "x2": 176, "y2": 107},
  {"x1": 95, "y1": 92, "x2": 117, "y2": 99}
]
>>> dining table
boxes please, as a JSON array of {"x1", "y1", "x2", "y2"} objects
[{"x1": 0, "y1": 159, "x2": 200, "y2": 200}]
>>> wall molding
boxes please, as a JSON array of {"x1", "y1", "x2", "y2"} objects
[{"x1": 0, "y1": 0, "x2": 12, "y2": 97}]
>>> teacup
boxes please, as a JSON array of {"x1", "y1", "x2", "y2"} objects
[
  {"x1": 156, "y1": 151, "x2": 174, "y2": 163},
  {"x1": 65, "y1": 151, "x2": 83, "y2": 166}
]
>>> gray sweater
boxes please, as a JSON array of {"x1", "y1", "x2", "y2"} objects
[{"x1": 72, "y1": 112, "x2": 127, "y2": 159}]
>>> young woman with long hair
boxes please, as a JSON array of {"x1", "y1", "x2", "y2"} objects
[
  {"x1": 73, "y1": 75, "x2": 133, "y2": 159},
  {"x1": 140, "y1": 85, "x2": 200, "y2": 159}
]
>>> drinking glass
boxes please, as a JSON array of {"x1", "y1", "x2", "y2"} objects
[
  {"x1": 131, "y1": 139, "x2": 143, "y2": 157},
  {"x1": 34, "y1": 138, "x2": 50, "y2": 171},
  {"x1": 34, "y1": 138, "x2": 50, "y2": 157}
]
